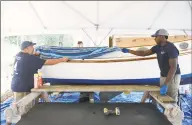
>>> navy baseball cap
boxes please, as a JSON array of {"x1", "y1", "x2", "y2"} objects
[
  {"x1": 151, "y1": 29, "x2": 169, "y2": 37},
  {"x1": 20, "y1": 41, "x2": 36, "y2": 50}
]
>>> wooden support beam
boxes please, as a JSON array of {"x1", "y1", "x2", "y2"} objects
[
  {"x1": 109, "y1": 36, "x2": 113, "y2": 47},
  {"x1": 4, "y1": 92, "x2": 41, "y2": 124},
  {"x1": 115, "y1": 35, "x2": 192, "y2": 48},
  {"x1": 150, "y1": 92, "x2": 184, "y2": 125},
  {"x1": 31, "y1": 85, "x2": 160, "y2": 92},
  {"x1": 150, "y1": 91, "x2": 175, "y2": 104}
]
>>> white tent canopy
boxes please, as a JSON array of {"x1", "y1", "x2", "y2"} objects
[{"x1": 1, "y1": 1, "x2": 192, "y2": 46}]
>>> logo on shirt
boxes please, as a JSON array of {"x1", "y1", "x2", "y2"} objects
[
  {"x1": 16, "y1": 56, "x2": 21, "y2": 60},
  {"x1": 161, "y1": 50, "x2": 165, "y2": 55}
]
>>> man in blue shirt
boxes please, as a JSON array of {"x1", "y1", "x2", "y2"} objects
[
  {"x1": 122, "y1": 29, "x2": 181, "y2": 103},
  {"x1": 11, "y1": 41, "x2": 69, "y2": 102}
]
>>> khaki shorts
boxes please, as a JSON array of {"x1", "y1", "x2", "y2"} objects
[
  {"x1": 13, "y1": 92, "x2": 30, "y2": 102},
  {"x1": 160, "y1": 74, "x2": 181, "y2": 102}
]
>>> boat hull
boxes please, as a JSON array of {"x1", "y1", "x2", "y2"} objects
[
  {"x1": 40, "y1": 52, "x2": 191, "y2": 85},
  {"x1": 38, "y1": 40, "x2": 191, "y2": 85}
]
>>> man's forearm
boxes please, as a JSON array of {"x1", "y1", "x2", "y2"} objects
[
  {"x1": 33, "y1": 52, "x2": 40, "y2": 56},
  {"x1": 44, "y1": 58, "x2": 63, "y2": 65},
  {"x1": 165, "y1": 68, "x2": 177, "y2": 85},
  {"x1": 129, "y1": 50, "x2": 146, "y2": 56}
]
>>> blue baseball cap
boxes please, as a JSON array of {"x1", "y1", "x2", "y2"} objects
[
  {"x1": 151, "y1": 29, "x2": 169, "y2": 37},
  {"x1": 20, "y1": 41, "x2": 36, "y2": 50}
]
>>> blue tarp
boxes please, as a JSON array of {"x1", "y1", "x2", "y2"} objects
[
  {"x1": 35, "y1": 46, "x2": 122, "y2": 59},
  {"x1": 1, "y1": 92, "x2": 192, "y2": 125}
]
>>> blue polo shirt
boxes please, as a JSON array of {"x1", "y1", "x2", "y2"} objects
[
  {"x1": 151, "y1": 41, "x2": 181, "y2": 77},
  {"x1": 11, "y1": 52, "x2": 46, "y2": 92}
]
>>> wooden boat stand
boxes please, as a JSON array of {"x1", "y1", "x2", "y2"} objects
[{"x1": 5, "y1": 84, "x2": 184, "y2": 125}]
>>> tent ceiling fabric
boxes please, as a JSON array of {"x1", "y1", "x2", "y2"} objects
[{"x1": 1, "y1": 1, "x2": 192, "y2": 37}]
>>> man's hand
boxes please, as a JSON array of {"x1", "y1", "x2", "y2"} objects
[
  {"x1": 34, "y1": 52, "x2": 40, "y2": 56},
  {"x1": 60, "y1": 57, "x2": 69, "y2": 62},
  {"x1": 160, "y1": 84, "x2": 168, "y2": 95},
  {"x1": 121, "y1": 48, "x2": 129, "y2": 53}
]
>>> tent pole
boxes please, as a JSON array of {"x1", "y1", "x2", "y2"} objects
[
  {"x1": 99, "y1": 2, "x2": 136, "y2": 26},
  {"x1": 183, "y1": 30, "x2": 188, "y2": 36},
  {"x1": 148, "y1": 1, "x2": 168, "y2": 29},
  {"x1": 28, "y1": 2, "x2": 47, "y2": 30},
  {"x1": 81, "y1": 29, "x2": 97, "y2": 46},
  {"x1": 97, "y1": 28, "x2": 113, "y2": 47},
  {"x1": 188, "y1": 1, "x2": 192, "y2": 8},
  {"x1": 61, "y1": 1, "x2": 95, "y2": 26},
  {"x1": 96, "y1": 1, "x2": 100, "y2": 26}
]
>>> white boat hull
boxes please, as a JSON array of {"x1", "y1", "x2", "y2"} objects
[{"x1": 40, "y1": 40, "x2": 191, "y2": 85}]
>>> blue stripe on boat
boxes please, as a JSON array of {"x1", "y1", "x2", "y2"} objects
[{"x1": 43, "y1": 73, "x2": 192, "y2": 85}]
